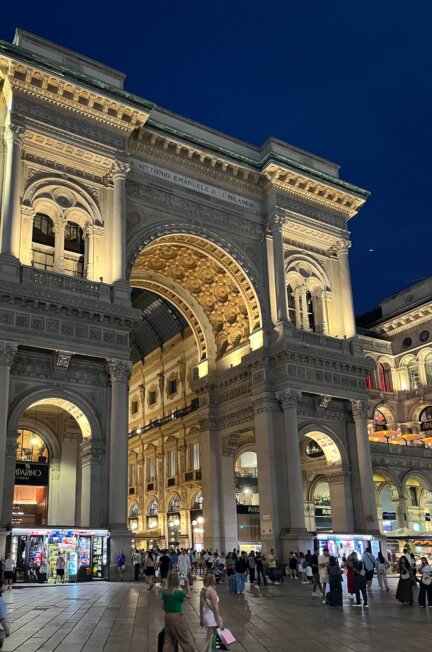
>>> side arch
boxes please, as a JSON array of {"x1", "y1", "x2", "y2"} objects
[
  {"x1": 8, "y1": 386, "x2": 103, "y2": 442},
  {"x1": 298, "y1": 422, "x2": 348, "y2": 468},
  {"x1": 16, "y1": 417, "x2": 61, "y2": 460}
]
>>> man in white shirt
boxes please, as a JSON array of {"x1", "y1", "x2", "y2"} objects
[
  {"x1": 178, "y1": 548, "x2": 191, "y2": 584},
  {"x1": 3, "y1": 554, "x2": 15, "y2": 589},
  {"x1": 318, "y1": 547, "x2": 329, "y2": 603}
]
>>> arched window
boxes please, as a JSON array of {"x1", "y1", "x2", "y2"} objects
[
  {"x1": 305, "y1": 291, "x2": 315, "y2": 332},
  {"x1": 406, "y1": 359, "x2": 420, "y2": 390},
  {"x1": 425, "y1": 353, "x2": 432, "y2": 386},
  {"x1": 32, "y1": 214, "x2": 55, "y2": 271},
  {"x1": 420, "y1": 406, "x2": 432, "y2": 423},
  {"x1": 168, "y1": 495, "x2": 180, "y2": 514},
  {"x1": 148, "y1": 499, "x2": 159, "y2": 516},
  {"x1": 129, "y1": 503, "x2": 139, "y2": 518},
  {"x1": 287, "y1": 285, "x2": 296, "y2": 324},
  {"x1": 366, "y1": 372, "x2": 373, "y2": 390},
  {"x1": 191, "y1": 492, "x2": 203, "y2": 511},
  {"x1": 378, "y1": 363, "x2": 392, "y2": 392},
  {"x1": 16, "y1": 429, "x2": 49, "y2": 463},
  {"x1": 64, "y1": 222, "x2": 84, "y2": 278}
]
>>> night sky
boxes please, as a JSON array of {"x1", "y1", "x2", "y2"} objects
[{"x1": 1, "y1": 1, "x2": 430, "y2": 315}]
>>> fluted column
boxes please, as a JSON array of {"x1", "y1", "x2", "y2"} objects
[
  {"x1": 220, "y1": 437, "x2": 240, "y2": 553},
  {"x1": 351, "y1": 399, "x2": 379, "y2": 531},
  {"x1": 107, "y1": 359, "x2": 132, "y2": 529},
  {"x1": 327, "y1": 470, "x2": 354, "y2": 531},
  {"x1": 47, "y1": 460, "x2": 61, "y2": 525},
  {"x1": 319, "y1": 290, "x2": 329, "y2": 335},
  {"x1": 300, "y1": 289, "x2": 309, "y2": 330},
  {"x1": 0, "y1": 342, "x2": 18, "y2": 538},
  {"x1": 336, "y1": 239, "x2": 356, "y2": 338},
  {"x1": 1, "y1": 124, "x2": 24, "y2": 259},
  {"x1": 80, "y1": 440, "x2": 104, "y2": 527},
  {"x1": 85, "y1": 225, "x2": 104, "y2": 281},
  {"x1": 277, "y1": 389, "x2": 306, "y2": 531},
  {"x1": 53, "y1": 217, "x2": 67, "y2": 273},
  {"x1": 269, "y1": 217, "x2": 289, "y2": 323},
  {"x1": 199, "y1": 411, "x2": 222, "y2": 551},
  {"x1": 110, "y1": 161, "x2": 130, "y2": 283},
  {"x1": 294, "y1": 288, "x2": 301, "y2": 329}
]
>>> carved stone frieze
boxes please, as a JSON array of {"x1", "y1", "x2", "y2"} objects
[
  {"x1": 5, "y1": 440, "x2": 19, "y2": 458},
  {"x1": 218, "y1": 407, "x2": 254, "y2": 429},
  {"x1": 327, "y1": 471, "x2": 351, "y2": 484},
  {"x1": 277, "y1": 389, "x2": 302, "y2": 409},
  {"x1": 198, "y1": 415, "x2": 219, "y2": 431},
  {"x1": 276, "y1": 196, "x2": 348, "y2": 230},
  {"x1": 0, "y1": 341, "x2": 18, "y2": 366},
  {"x1": 351, "y1": 399, "x2": 369, "y2": 420},
  {"x1": 107, "y1": 359, "x2": 132, "y2": 383},
  {"x1": 80, "y1": 441, "x2": 105, "y2": 466},
  {"x1": 252, "y1": 396, "x2": 279, "y2": 416},
  {"x1": 222, "y1": 432, "x2": 241, "y2": 457}
]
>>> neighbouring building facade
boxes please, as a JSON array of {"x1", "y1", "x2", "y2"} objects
[{"x1": 2, "y1": 29, "x2": 428, "y2": 580}]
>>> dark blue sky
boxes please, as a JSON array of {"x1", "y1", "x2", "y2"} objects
[{"x1": 1, "y1": 1, "x2": 430, "y2": 314}]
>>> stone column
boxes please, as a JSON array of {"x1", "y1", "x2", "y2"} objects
[
  {"x1": 1, "y1": 436, "x2": 18, "y2": 540},
  {"x1": 327, "y1": 471, "x2": 354, "y2": 532},
  {"x1": 0, "y1": 342, "x2": 17, "y2": 555},
  {"x1": 47, "y1": 460, "x2": 61, "y2": 525},
  {"x1": 300, "y1": 289, "x2": 309, "y2": 330},
  {"x1": 393, "y1": 497, "x2": 407, "y2": 530},
  {"x1": 20, "y1": 206, "x2": 35, "y2": 266},
  {"x1": 277, "y1": 390, "x2": 307, "y2": 532},
  {"x1": 110, "y1": 161, "x2": 130, "y2": 284},
  {"x1": 107, "y1": 358, "x2": 133, "y2": 580},
  {"x1": 220, "y1": 437, "x2": 240, "y2": 553},
  {"x1": 269, "y1": 217, "x2": 289, "y2": 323},
  {"x1": 53, "y1": 217, "x2": 67, "y2": 274},
  {"x1": 294, "y1": 288, "x2": 301, "y2": 329},
  {"x1": 351, "y1": 399, "x2": 379, "y2": 532},
  {"x1": 252, "y1": 394, "x2": 289, "y2": 555},
  {"x1": 80, "y1": 440, "x2": 104, "y2": 527},
  {"x1": 85, "y1": 225, "x2": 104, "y2": 281},
  {"x1": 1, "y1": 124, "x2": 24, "y2": 260},
  {"x1": 319, "y1": 291, "x2": 330, "y2": 335},
  {"x1": 335, "y1": 239, "x2": 356, "y2": 338},
  {"x1": 199, "y1": 413, "x2": 222, "y2": 551}
]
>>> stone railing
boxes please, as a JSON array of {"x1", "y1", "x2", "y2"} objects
[
  {"x1": 370, "y1": 442, "x2": 432, "y2": 459},
  {"x1": 21, "y1": 266, "x2": 111, "y2": 301},
  {"x1": 292, "y1": 328, "x2": 348, "y2": 352}
]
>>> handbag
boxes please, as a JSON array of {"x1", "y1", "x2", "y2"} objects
[
  {"x1": 422, "y1": 574, "x2": 432, "y2": 586},
  {"x1": 217, "y1": 628, "x2": 236, "y2": 646},
  {"x1": 400, "y1": 570, "x2": 410, "y2": 580}
]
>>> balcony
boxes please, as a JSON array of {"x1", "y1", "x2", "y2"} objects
[
  {"x1": 21, "y1": 265, "x2": 111, "y2": 301},
  {"x1": 128, "y1": 399, "x2": 199, "y2": 439},
  {"x1": 370, "y1": 442, "x2": 432, "y2": 459}
]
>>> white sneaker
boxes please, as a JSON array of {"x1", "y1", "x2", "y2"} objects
[
  {"x1": 322, "y1": 599, "x2": 326, "y2": 604},
  {"x1": 274, "y1": 581, "x2": 280, "y2": 585}
]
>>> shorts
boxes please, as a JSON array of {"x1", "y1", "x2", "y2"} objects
[
  {"x1": 56, "y1": 569, "x2": 65, "y2": 577},
  {"x1": 4, "y1": 571, "x2": 13, "y2": 580},
  {"x1": 145, "y1": 567, "x2": 155, "y2": 576},
  {"x1": 365, "y1": 569, "x2": 374, "y2": 581},
  {"x1": 319, "y1": 574, "x2": 328, "y2": 584},
  {"x1": 203, "y1": 610, "x2": 218, "y2": 628}
]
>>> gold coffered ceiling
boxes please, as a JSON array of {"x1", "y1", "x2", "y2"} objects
[{"x1": 130, "y1": 234, "x2": 262, "y2": 362}]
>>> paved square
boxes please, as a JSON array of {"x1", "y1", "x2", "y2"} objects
[{"x1": 1, "y1": 575, "x2": 432, "y2": 651}]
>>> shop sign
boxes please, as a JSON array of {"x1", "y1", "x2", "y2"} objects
[
  {"x1": 425, "y1": 513, "x2": 431, "y2": 522},
  {"x1": 421, "y1": 420, "x2": 432, "y2": 432},
  {"x1": 15, "y1": 462, "x2": 49, "y2": 486},
  {"x1": 382, "y1": 511, "x2": 396, "y2": 520}
]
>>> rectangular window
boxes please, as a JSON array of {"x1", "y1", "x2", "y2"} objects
[
  {"x1": 146, "y1": 458, "x2": 155, "y2": 483},
  {"x1": 168, "y1": 379, "x2": 177, "y2": 395},
  {"x1": 148, "y1": 390, "x2": 157, "y2": 405},
  {"x1": 131, "y1": 400, "x2": 138, "y2": 415},
  {"x1": 189, "y1": 443, "x2": 200, "y2": 471},
  {"x1": 167, "y1": 451, "x2": 176, "y2": 478},
  {"x1": 129, "y1": 463, "x2": 136, "y2": 488}
]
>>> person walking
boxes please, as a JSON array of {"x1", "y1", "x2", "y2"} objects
[
  {"x1": 3, "y1": 555, "x2": 15, "y2": 590},
  {"x1": 178, "y1": 549, "x2": 191, "y2": 588},
  {"x1": 311, "y1": 549, "x2": 322, "y2": 598},
  {"x1": 375, "y1": 551, "x2": 390, "y2": 592},
  {"x1": 0, "y1": 580, "x2": 11, "y2": 646},
  {"x1": 199, "y1": 573, "x2": 224, "y2": 652},
  {"x1": 255, "y1": 552, "x2": 267, "y2": 587},
  {"x1": 267, "y1": 549, "x2": 279, "y2": 585},
  {"x1": 247, "y1": 551, "x2": 256, "y2": 584},
  {"x1": 161, "y1": 572, "x2": 194, "y2": 652},
  {"x1": 362, "y1": 546, "x2": 376, "y2": 591},
  {"x1": 159, "y1": 550, "x2": 172, "y2": 590},
  {"x1": 298, "y1": 552, "x2": 308, "y2": 584},
  {"x1": 418, "y1": 557, "x2": 432, "y2": 608},
  {"x1": 38, "y1": 559, "x2": 48, "y2": 584},
  {"x1": 352, "y1": 552, "x2": 368, "y2": 608},
  {"x1": 144, "y1": 551, "x2": 156, "y2": 590},
  {"x1": 345, "y1": 552, "x2": 356, "y2": 601},
  {"x1": 134, "y1": 550, "x2": 142, "y2": 581},
  {"x1": 318, "y1": 547, "x2": 329, "y2": 603},
  {"x1": 116, "y1": 550, "x2": 126, "y2": 582},
  {"x1": 234, "y1": 551, "x2": 249, "y2": 595},
  {"x1": 327, "y1": 556, "x2": 343, "y2": 606},
  {"x1": 395, "y1": 556, "x2": 414, "y2": 606},
  {"x1": 54, "y1": 552, "x2": 65, "y2": 585}
]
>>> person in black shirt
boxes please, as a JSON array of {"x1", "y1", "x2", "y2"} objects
[
  {"x1": 255, "y1": 552, "x2": 267, "y2": 586},
  {"x1": 311, "y1": 552, "x2": 322, "y2": 597},
  {"x1": 234, "y1": 551, "x2": 249, "y2": 594},
  {"x1": 158, "y1": 550, "x2": 171, "y2": 589}
]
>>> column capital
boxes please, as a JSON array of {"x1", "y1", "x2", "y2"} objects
[
  {"x1": 21, "y1": 205, "x2": 36, "y2": 219},
  {"x1": 327, "y1": 470, "x2": 351, "y2": 485},
  {"x1": 107, "y1": 358, "x2": 132, "y2": 383},
  {"x1": 198, "y1": 414, "x2": 219, "y2": 430},
  {"x1": 222, "y1": 432, "x2": 241, "y2": 457},
  {"x1": 85, "y1": 224, "x2": 104, "y2": 238},
  {"x1": 276, "y1": 389, "x2": 302, "y2": 409},
  {"x1": 110, "y1": 160, "x2": 131, "y2": 180},
  {"x1": 267, "y1": 214, "x2": 285, "y2": 234},
  {"x1": 5, "y1": 439, "x2": 18, "y2": 459},
  {"x1": 5, "y1": 123, "x2": 25, "y2": 146},
  {"x1": 335, "y1": 238, "x2": 351, "y2": 255},
  {"x1": 252, "y1": 395, "x2": 279, "y2": 415},
  {"x1": 351, "y1": 399, "x2": 369, "y2": 420},
  {"x1": 80, "y1": 440, "x2": 104, "y2": 466},
  {"x1": 0, "y1": 341, "x2": 18, "y2": 367}
]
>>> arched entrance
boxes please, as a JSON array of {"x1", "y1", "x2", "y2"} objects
[
  {"x1": 403, "y1": 474, "x2": 432, "y2": 533},
  {"x1": 235, "y1": 451, "x2": 260, "y2": 548}
]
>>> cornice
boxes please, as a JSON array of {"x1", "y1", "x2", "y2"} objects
[
  {"x1": 375, "y1": 304, "x2": 432, "y2": 337},
  {"x1": 24, "y1": 130, "x2": 113, "y2": 174},
  {"x1": 0, "y1": 56, "x2": 150, "y2": 132}
]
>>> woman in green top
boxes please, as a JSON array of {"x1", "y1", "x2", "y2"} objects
[{"x1": 162, "y1": 572, "x2": 194, "y2": 652}]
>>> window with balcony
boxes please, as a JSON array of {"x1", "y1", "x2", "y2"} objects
[
  {"x1": 146, "y1": 457, "x2": 155, "y2": 484},
  {"x1": 32, "y1": 214, "x2": 55, "y2": 271},
  {"x1": 64, "y1": 222, "x2": 84, "y2": 278}
]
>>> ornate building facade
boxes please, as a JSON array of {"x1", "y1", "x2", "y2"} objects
[{"x1": 0, "y1": 29, "x2": 403, "y2": 576}]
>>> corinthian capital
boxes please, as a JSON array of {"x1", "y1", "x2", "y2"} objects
[
  {"x1": 335, "y1": 238, "x2": 351, "y2": 255},
  {"x1": 267, "y1": 213, "x2": 285, "y2": 234},
  {"x1": 276, "y1": 389, "x2": 302, "y2": 409},
  {"x1": 110, "y1": 160, "x2": 131, "y2": 179},
  {"x1": 107, "y1": 358, "x2": 132, "y2": 383},
  {"x1": 6, "y1": 123, "x2": 25, "y2": 146},
  {"x1": 351, "y1": 399, "x2": 369, "y2": 420},
  {"x1": 21, "y1": 205, "x2": 36, "y2": 219},
  {"x1": 0, "y1": 341, "x2": 18, "y2": 366}
]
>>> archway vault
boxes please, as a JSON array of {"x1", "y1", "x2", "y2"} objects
[{"x1": 130, "y1": 233, "x2": 263, "y2": 363}]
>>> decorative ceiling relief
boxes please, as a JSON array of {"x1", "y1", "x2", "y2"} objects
[{"x1": 130, "y1": 234, "x2": 262, "y2": 361}]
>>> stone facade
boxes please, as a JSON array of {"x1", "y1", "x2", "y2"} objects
[{"x1": 0, "y1": 29, "x2": 415, "y2": 570}]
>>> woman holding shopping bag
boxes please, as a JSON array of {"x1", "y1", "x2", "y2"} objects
[{"x1": 199, "y1": 572, "x2": 223, "y2": 652}]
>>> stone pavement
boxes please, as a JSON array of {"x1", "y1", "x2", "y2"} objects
[{"x1": 1, "y1": 575, "x2": 432, "y2": 652}]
